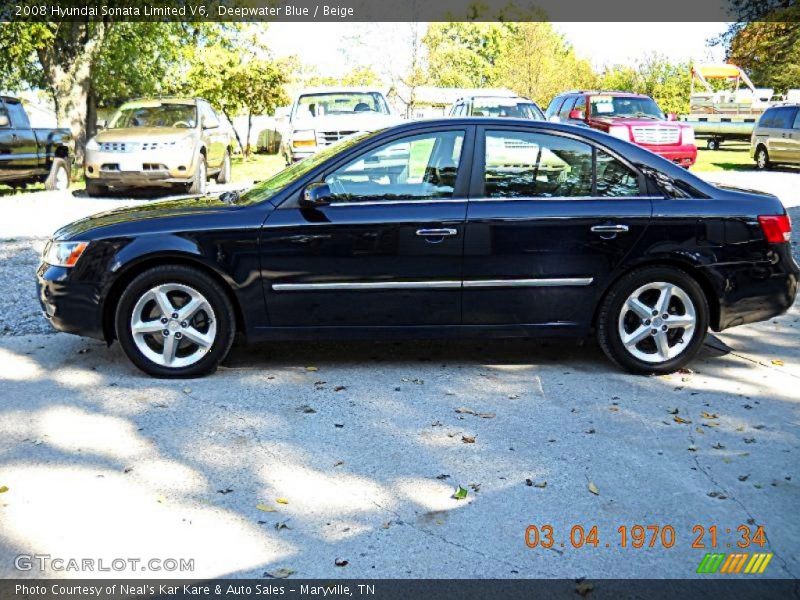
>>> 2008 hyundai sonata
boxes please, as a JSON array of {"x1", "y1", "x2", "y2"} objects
[{"x1": 37, "y1": 118, "x2": 797, "y2": 377}]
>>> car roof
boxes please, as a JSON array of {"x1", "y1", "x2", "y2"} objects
[
  {"x1": 295, "y1": 87, "x2": 386, "y2": 96},
  {"x1": 560, "y1": 90, "x2": 651, "y2": 98},
  {"x1": 459, "y1": 95, "x2": 534, "y2": 102}
]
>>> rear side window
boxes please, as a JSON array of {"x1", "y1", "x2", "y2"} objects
[
  {"x1": 759, "y1": 109, "x2": 776, "y2": 128},
  {"x1": 794, "y1": 109, "x2": 800, "y2": 129},
  {"x1": 762, "y1": 107, "x2": 795, "y2": 129},
  {"x1": 484, "y1": 130, "x2": 593, "y2": 198},
  {"x1": 0, "y1": 102, "x2": 9, "y2": 128}
]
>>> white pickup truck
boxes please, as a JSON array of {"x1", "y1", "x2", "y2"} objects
[{"x1": 279, "y1": 87, "x2": 398, "y2": 164}]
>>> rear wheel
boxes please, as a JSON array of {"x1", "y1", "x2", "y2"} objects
[
  {"x1": 706, "y1": 138, "x2": 721, "y2": 151},
  {"x1": 115, "y1": 265, "x2": 235, "y2": 378},
  {"x1": 755, "y1": 146, "x2": 771, "y2": 170},
  {"x1": 597, "y1": 267, "x2": 709, "y2": 374},
  {"x1": 216, "y1": 150, "x2": 231, "y2": 184},
  {"x1": 44, "y1": 158, "x2": 70, "y2": 191}
]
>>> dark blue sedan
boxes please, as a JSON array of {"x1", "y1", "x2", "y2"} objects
[{"x1": 37, "y1": 119, "x2": 798, "y2": 377}]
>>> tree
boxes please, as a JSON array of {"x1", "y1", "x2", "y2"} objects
[
  {"x1": 0, "y1": 21, "x2": 111, "y2": 162},
  {"x1": 423, "y1": 22, "x2": 507, "y2": 88},
  {"x1": 600, "y1": 54, "x2": 692, "y2": 115}
]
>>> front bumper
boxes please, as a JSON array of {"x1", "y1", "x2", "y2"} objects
[
  {"x1": 37, "y1": 262, "x2": 105, "y2": 340},
  {"x1": 85, "y1": 147, "x2": 198, "y2": 187},
  {"x1": 638, "y1": 143, "x2": 698, "y2": 167}
]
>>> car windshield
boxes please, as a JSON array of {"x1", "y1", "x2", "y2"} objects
[
  {"x1": 294, "y1": 92, "x2": 390, "y2": 118},
  {"x1": 590, "y1": 96, "x2": 664, "y2": 120},
  {"x1": 109, "y1": 103, "x2": 197, "y2": 128},
  {"x1": 237, "y1": 130, "x2": 378, "y2": 205},
  {"x1": 472, "y1": 99, "x2": 544, "y2": 120}
]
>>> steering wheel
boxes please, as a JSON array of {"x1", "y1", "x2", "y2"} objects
[{"x1": 173, "y1": 121, "x2": 191, "y2": 128}]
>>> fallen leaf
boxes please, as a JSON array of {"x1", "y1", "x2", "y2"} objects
[
  {"x1": 183, "y1": 387, "x2": 192, "y2": 394},
  {"x1": 469, "y1": 482, "x2": 481, "y2": 492},
  {"x1": 687, "y1": 445, "x2": 698, "y2": 452},
  {"x1": 508, "y1": 394, "x2": 519, "y2": 399},
  {"x1": 534, "y1": 481, "x2": 547, "y2": 488},
  {"x1": 381, "y1": 521, "x2": 392, "y2": 529},
  {"x1": 123, "y1": 466, "x2": 134, "y2": 474},
  {"x1": 256, "y1": 503, "x2": 277, "y2": 512},
  {"x1": 276, "y1": 498, "x2": 289, "y2": 504},
  {"x1": 298, "y1": 405, "x2": 316, "y2": 414},
  {"x1": 576, "y1": 582, "x2": 594, "y2": 597},
  {"x1": 771, "y1": 359, "x2": 784, "y2": 366},
  {"x1": 673, "y1": 415, "x2": 692, "y2": 424},
  {"x1": 334, "y1": 558, "x2": 348, "y2": 567},
  {"x1": 452, "y1": 486, "x2": 468, "y2": 500},
  {"x1": 265, "y1": 568, "x2": 295, "y2": 579},
  {"x1": 667, "y1": 408, "x2": 679, "y2": 414},
  {"x1": 305, "y1": 366, "x2": 318, "y2": 372},
  {"x1": 477, "y1": 412, "x2": 496, "y2": 419},
  {"x1": 455, "y1": 407, "x2": 476, "y2": 415},
  {"x1": 0, "y1": 486, "x2": 8, "y2": 494},
  {"x1": 588, "y1": 481, "x2": 600, "y2": 495},
  {"x1": 712, "y1": 443, "x2": 725, "y2": 450},
  {"x1": 333, "y1": 386, "x2": 347, "y2": 392},
  {"x1": 525, "y1": 478, "x2": 533, "y2": 486},
  {"x1": 609, "y1": 406, "x2": 619, "y2": 412},
  {"x1": 738, "y1": 474, "x2": 749, "y2": 482},
  {"x1": 701, "y1": 411, "x2": 719, "y2": 419},
  {"x1": 461, "y1": 435, "x2": 476, "y2": 444},
  {"x1": 217, "y1": 488, "x2": 234, "y2": 494},
  {"x1": 436, "y1": 474, "x2": 450, "y2": 480},
  {"x1": 744, "y1": 438, "x2": 756, "y2": 444},
  {"x1": 275, "y1": 520, "x2": 291, "y2": 531},
  {"x1": 695, "y1": 428, "x2": 705, "y2": 435},
  {"x1": 333, "y1": 460, "x2": 344, "y2": 467}
]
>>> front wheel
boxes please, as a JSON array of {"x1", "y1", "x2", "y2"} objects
[
  {"x1": 216, "y1": 150, "x2": 232, "y2": 184},
  {"x1": 597, "y1": 267, "x2": 709, "y2": 375},
  {"x1": 187, "y1": 154, "x2": 207, "y2": 195},
  {"x1": 115, "y1": 265, "x2": 236, "y2": 378}
]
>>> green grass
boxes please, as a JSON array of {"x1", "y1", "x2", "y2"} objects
[
  {"x1": 691, "y1": 141, "x2": 755, "y2": 173},
  {"x1": 231, "y1": 153, "x2": 285, "y2": 185}
]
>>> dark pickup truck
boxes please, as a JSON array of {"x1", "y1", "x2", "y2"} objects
[{"x1": 0, "y1": 95, "x2": 73, "y2": 190}]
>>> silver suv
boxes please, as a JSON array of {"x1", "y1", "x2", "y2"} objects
[{"x1": 751, "y1": 104, "x2": 800, "y2": 170}]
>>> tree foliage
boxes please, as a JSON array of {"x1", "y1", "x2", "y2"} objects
[{"x1": 600, "y1": 54, "x2": 692, "y2": 115}]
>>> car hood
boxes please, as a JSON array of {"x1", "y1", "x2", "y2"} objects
[
  {"x1": 95, "y1": 127, "x2": 195, "y2": 142},
  {"x1": 291, "y1": 112, "x2": 399, "y2": 133},
  {"x1": 53, "y1": 194, "x2": 237, "y2": 241}
]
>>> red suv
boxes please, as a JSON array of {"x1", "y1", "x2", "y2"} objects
[{"x1": 546, "y1": 91, "x2": 697, "y2": 167}]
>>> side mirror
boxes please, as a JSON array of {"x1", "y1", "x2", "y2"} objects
[
  {"x1": 300, "y1": 182, "x2": 333, "y2": 207},
  {"x1": 96, "y1": 119, "x2": 107, "y2": 129},
  {"x1": 666, "y1": 113, "x2": 677, "y2": 121},
  {"x1": 0, "y1": 115, "x2": 8, "y2": 128},
  {"x1": 568, "y1": 109, "x2": 584, "y2": 120}
]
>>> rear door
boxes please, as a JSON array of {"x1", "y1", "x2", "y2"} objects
[
  {"x1": 768, "y1": 106, "x2": 796, "y2": 161},
  {"x1": 791, "y1": 108, "x2": 800, "y2": 164},
  {"x1": 261, "y1": 125, "x2": 474, "y2": 327},
  {"x1": 462, "y1": 126, "x2": 653, "y2": 328}
]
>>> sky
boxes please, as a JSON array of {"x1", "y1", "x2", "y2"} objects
[{"x1": 264, "y1": 22, "x2": 730, "y2": 81}]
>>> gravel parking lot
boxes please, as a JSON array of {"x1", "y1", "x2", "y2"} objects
[{"x1": 0, "y1": 172, "x2": 798, "y2": 580}]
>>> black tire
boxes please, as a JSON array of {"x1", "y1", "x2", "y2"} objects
[
  {"x1": 216, "y1": 150, "x2": 231, "y2": 184},
  {"x1": 597, "y1": 266, "x2": 709, "y2": 375},
  {"x1": 187, "y1": 153, "x2": 207, "y2": 194},
  {"x1": 85, "y1": 180, "x2": 108, "y2": 197},
  {"x1": 44, "y1": 158, "x2": 70, "y2": 191},
  {"x1": 755, "y1": 146, "x2": 771, "y2": 170},
  {"x1": 706, "y1": 138, "x2": 720, "y2": 151},
  {"x1": 115, "y1": 265, "x2": 236, "y2": 378}
]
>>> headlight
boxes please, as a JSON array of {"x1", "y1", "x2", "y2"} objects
[
  {"x1": 292, "y1": 129, "x2": 317, "y2": 148},
  {"x1": 681, "y1": 127, "x2": 695, "y2": 145},
  {"x1": 85, "y1": 137, "x2": 99, "y2": 151},
  {"x1": 43, "y1": 241, "x2": 89, "y2": 268},
  {"x1": 607, "y1": 126, "x2": 630, "y2": 141}
]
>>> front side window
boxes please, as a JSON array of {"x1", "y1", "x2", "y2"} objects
[
  {"x1": 484, "y1": 130, "x2": 593, "y2": 198},
  {"x1": 558, "y1": 97, "x2": 577, "y2": 120},
  {"x1": 0, "y1": 103, "x2": 9, "y2": 128},
  {"x1": 324, "y1": 130, "x2": 465, "y2": 203},
  {"x1": 793, "y1": 109, "x2": 800, "y2": 130},
  {"x1": 771, "y1": 107, "x2": 796, "y2": 129}
]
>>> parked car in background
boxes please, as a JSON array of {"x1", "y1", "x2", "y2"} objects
[
  {"x1": 84, "y1": 98, "x2": 234, "y2": 196},
  {"x1": 751, "y1": 104, "x2": 800, "y2": 170},
  {"x1": 38, "y1": 118, "x2": 797, "y2": 378},
  {"x1": 449, "y1": 95, "x2": 544, "y2": 120},
  {"x1": 279, "y1": 87, "x2": 397, "y2": 164},
  {"x1": 546, "y1": 91, "x2": 697, "y2": 167},
  {"x1": 0, "y1": 95, "x2": 73, "y2": 191}
]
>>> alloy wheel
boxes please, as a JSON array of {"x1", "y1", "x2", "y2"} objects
[
  {"x1": 617, "y1": 281, "x2": 697, "y2": 364},
  {"x1": 130, "y1": 283, "x2": 217, "y2": 368}
]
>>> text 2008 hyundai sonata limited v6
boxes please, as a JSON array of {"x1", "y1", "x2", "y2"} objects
[{"x1": 37, "y1": 119, "x2": 797, "y2": 378}]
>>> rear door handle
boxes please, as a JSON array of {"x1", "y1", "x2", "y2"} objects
[
  {"x1": 591, "y1": 224, "x2": 629, "y2": 234},
  {"x1": 416, "y1": 228, "x2": 458, "y2": 237}
]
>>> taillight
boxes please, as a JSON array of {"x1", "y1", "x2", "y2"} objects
[{"x1": 758, "y1": 214, "x2": 792, "y2": 243}]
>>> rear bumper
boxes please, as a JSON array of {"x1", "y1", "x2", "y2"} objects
[
  {"x1": 639, "y1": 143, "x2": 698, "y2": 167},
  {"x1": 707, "y1": 248, "x2": 799, "y2": 331}
]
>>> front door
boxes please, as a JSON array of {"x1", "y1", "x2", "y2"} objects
[
  {"x1": 261, "y1": 126, "x2": 473, "y2": 327},
  {"x1": 462, "y1": 127, "x2": 653, "y2": 328}
]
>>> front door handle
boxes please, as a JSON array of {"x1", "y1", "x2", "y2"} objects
[
  {"x1": 591, "y1": 224, "x2": 629, "y2": 234},
  {"x1": 416, "y1": 228, "x2": 458, "y2": 237}
]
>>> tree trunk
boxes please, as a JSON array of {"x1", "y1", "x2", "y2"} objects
[
  {"x1": 37, "y1": 22, "x2": 109, "y2": 166},
  {"x1": 221, "y1": 107, "x2": 245, "y2": 158},
  {"x1": 245, "y1": 113, "x2": 253, "y2": 160}
]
